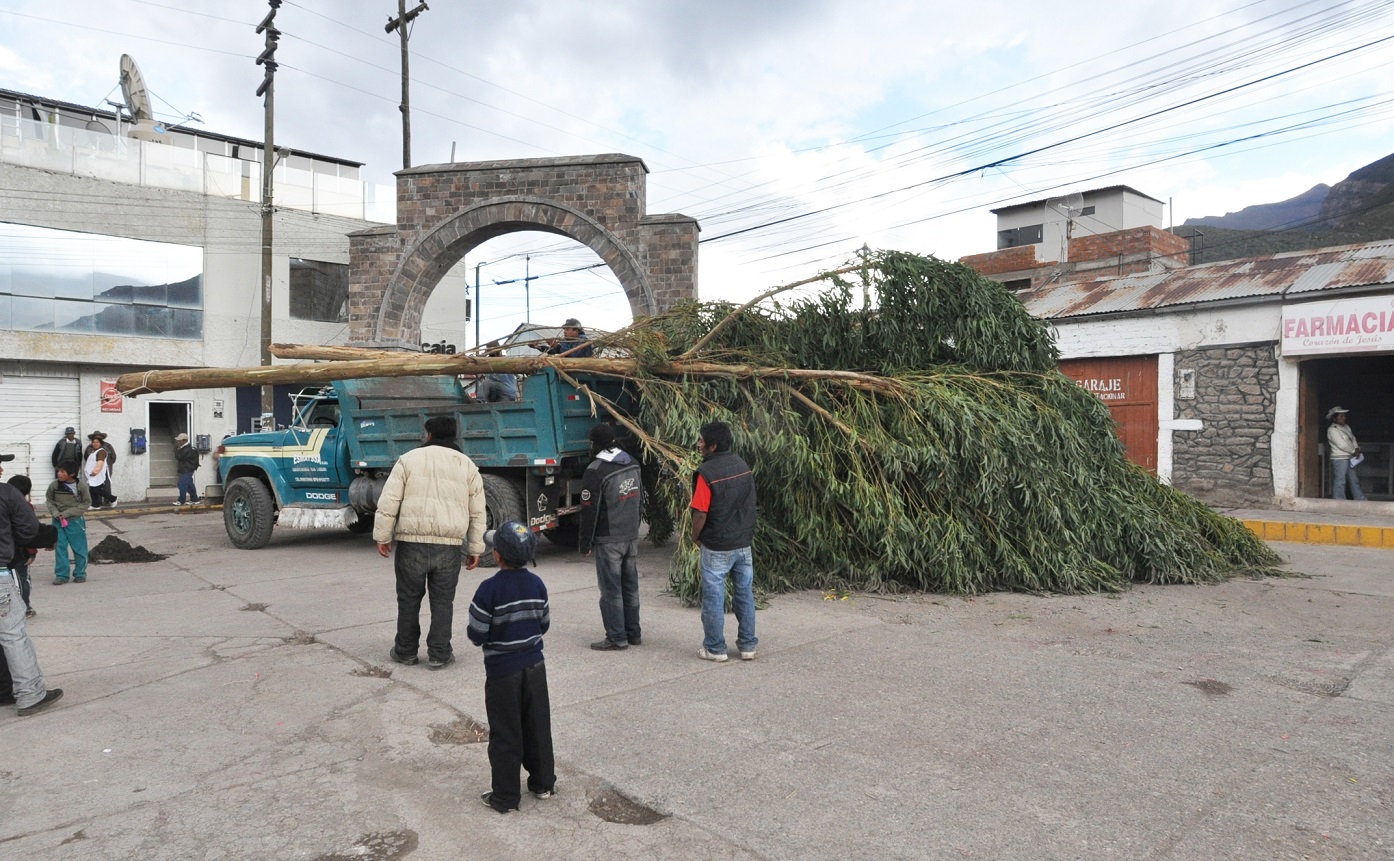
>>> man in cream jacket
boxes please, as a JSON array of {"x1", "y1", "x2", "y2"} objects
[{"x1": 374, "y1": 416, "x2": 488, "y2": 670}]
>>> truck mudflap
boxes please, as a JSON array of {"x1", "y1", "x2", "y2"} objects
[
  {"x1": 279, "y1": 505, "x2": 359, "y2": 530},
  {"x1": 525, "y1": 471, "x2": 560, "y2": 532}
]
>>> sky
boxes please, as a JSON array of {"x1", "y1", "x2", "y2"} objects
[{"x1": 3, "y1": 0, "x2": 1394, "y2": 345}]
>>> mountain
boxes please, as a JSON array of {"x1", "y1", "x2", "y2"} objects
[
  {"x1": 1183, "y1": 183, "x2": 1329, "y2": 231},
  {"x1": 1172, "y1": 151, "x2": 1394, "y2": 263}
]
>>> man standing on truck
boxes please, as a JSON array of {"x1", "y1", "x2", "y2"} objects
[
  {"x1": 578, "y1": 424, "x2": 642, "y2": 651},
  {"x1": 538, "y1": 318, "x2": 594, "y2": 358},
  {"x1": 373, "y1": 416, "x2": 488, "y2": 671}
]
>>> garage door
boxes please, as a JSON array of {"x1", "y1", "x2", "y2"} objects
[
  {"x1": 0, "y1": 372, "x2": 81, "y2": 480},
  {"x1": 1058, "y1": 356, "x2": 1159, "y2": 473}
]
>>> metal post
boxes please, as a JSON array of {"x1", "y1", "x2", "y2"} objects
[{"x1": 474, "y1": 260, "x2": 484, "y2": 350}]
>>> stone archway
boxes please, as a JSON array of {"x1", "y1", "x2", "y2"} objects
[{"x1": 347, "y1": 154, "x2": 698, "y2": 348}]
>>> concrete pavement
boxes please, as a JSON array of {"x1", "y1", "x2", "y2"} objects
[{"x1": 2, "y1": 511, "x2": 1391, "y2": 860}]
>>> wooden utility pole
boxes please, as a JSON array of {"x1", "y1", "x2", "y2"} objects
[
  {"x1": 386, "y1": 1, "x2": 429, "y2": 169},
  {"x1": 255, "y1": 1, "x2": 282, "y2": 422}
]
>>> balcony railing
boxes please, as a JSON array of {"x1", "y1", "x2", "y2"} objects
[{"x1": 0, "y1": 114, "x2": 395, "y2": 223}]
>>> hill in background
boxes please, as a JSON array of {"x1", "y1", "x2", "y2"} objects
[{"x1": 1172, "y1": 152, "x2": 1394, "y2": 263}]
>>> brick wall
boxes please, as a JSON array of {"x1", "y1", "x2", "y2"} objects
[
  {"x1": 1170, "y1": 344, "x2": 1279, "y2": 506},
  {"x1": 1069, "y1": 226, "x2": 1188, "y2": 270},
  {"x1": 959, "y1": 244, "x2": 1038, "y2": 275}
]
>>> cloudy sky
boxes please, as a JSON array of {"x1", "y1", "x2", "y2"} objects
[{"x1": 3, "y1": 0, "x2": 1393, "y2": 343}]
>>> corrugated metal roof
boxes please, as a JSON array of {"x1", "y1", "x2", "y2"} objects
[{"x1": 1019, "y1": 239, "x2": 1394, "y2": 320}]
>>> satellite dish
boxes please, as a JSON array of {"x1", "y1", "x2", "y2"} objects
[{"x1": 119, "y1": 54, "x2": 165, "y2": 143}]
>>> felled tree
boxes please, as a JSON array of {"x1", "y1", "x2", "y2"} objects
[{"x1": 599, "y1": 251, "x2": 1279, "y2": 601}]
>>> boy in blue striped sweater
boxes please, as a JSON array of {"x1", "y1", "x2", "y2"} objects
[{"x1": 468, "y1": 521, "x2": 557, "y2": 813}]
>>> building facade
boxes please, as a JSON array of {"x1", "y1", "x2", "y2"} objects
[{"x1": 1, "y1": 85, "x2": 467, "y2": 502}]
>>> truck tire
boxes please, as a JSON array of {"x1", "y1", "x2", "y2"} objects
[
  {"x1": 224, "y1": 477, "x2": 276, "y2": 549},
  {"x1": 481, "y1": 473, "x2": 525, "y2": 530},
  {"x1": 543, "y1": 513, "x2": 579, "y2": 548}
]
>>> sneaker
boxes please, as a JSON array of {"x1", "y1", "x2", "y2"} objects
[
  {"x1": 73, "y1": 578, "x2": 86, "y2": 583},
  {"x1": 530, "y1": 787, "x2": 555, "y2": 799},
  {"x1": 26, "y1": 607, "x2": 37, "y2": 618},
  {"x1": 427, "y1": 654, "x2": 455, "y2": 670},
  {"x1": 590, "y1": 639, "x2": 628, "y2": 651},
  {"x1": 480, "y1": 791, "x2": 517, "y2": 814},
  {"x1": 52, "y1": 578, "x2": 67, "y2": 585},
  {"x1": 17, "y1": 688, "x2": 64, "y2": 716},
  {"x1": 740, "y1": 650, "x2": 757, "y2": 661},
  {"x1": 172, "y1": 501, "x2": 183, "y2": 507},
  {"x1": 388, "y1": 649, "x2": 418, "y2": 666},
  {"x1": 697, "y1": 647, "x2": 728, "y2": 663}
]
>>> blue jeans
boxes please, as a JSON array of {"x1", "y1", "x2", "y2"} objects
[
  {"x1": 54, "y1": 517, "x2": 88, "y2": 582},
  {"x1": 393, "y1": 540, "x2": 462, "y2": 663},
  {"x1": 699, "y1": 545, "x2": 757, "y2": 655},
  {"x1": 1, "y1": 569, "x2": 49, "y2": 708},
  {"x1": 177, "y1": 472, "x2": 200, "y2": 503},
  {"x1": 594, "y1": 539, "x2": 641, "y2": 644},
  {"x1": 1331, "y1": 458, "x2": 1367, "y2": 500}
]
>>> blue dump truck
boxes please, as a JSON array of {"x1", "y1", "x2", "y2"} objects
[{"x1": 215, "y1": 369, "x2": 628, "y2": 549}]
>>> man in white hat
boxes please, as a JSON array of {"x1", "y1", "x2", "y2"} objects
[
  {"x1": 539, "y1": 318, "x2": 594, "y2": 358},
  {"x1": 174, "y1": 433, "x2": 202, "y2": 506},
  {"x1": 1325, "y1": 407, "x2": 1366, "y2": 501}
]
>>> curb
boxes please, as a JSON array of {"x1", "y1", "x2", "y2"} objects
[
  {"x1": 1243, "y1": 519, "x2": 1394, "y2": 549},
  {"x1": 86, "y1": 503, "x2": 223, "y2": 519}
]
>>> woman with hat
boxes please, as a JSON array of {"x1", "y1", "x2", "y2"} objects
[
  {"x1": 83, "y1": 432, "x2": 117, "y2": 509},
  {"x1": 1326, "y1": 406, "x2": 1367, "y2": 501}
]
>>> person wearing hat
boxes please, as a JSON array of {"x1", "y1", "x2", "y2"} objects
[
  {"x1": 51, "y1": 427, "x2": 83, "y2": 477},
  {"x1": 1326, "y1": 406, "x2": 1367, "y2": 501},
  {"x1": 0, "y1": 452, "x2": 65, "y2": 716},
  {"x1": 82, "y1": 431, "x2": 117, "y2": 509},
  {"x1": 467, "y1": 520, "x2": 556, "y2": 813},
  {"x1": 373, "y1": 416, "x2": 488, "y2": 670},
  {"x1": 174, "y1": 433, "x2": 202, "y2": 506},
  {"x1": 538, "y1": 318, "x2": 594, "y2": 358}
]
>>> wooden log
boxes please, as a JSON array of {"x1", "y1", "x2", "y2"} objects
[{"x1": 115, "y1": 352, "x2": 903, "y2": 397}]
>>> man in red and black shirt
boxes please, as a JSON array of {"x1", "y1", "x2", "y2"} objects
[{"x1": 690, "y1": 421, "x2": 758, "y2": 663}]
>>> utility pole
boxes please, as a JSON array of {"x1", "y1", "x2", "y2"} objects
[
  {"x1": 386, "y1": 1, "x2": 429, "y2": 170},
  {"x1": 255, "y1": 0, "x2": 281, "y2": 424}
]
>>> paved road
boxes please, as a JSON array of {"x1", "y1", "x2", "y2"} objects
[{"x1": 3, "y1": 512, "x2": 1391, "y2": 860}]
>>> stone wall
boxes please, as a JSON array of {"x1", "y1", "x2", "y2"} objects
[
  {"x1": 348, "y1": 154, "x2": 698, "y2": 347},
  {"x1": 1171, "y1": 344, "x2": 1279, "y2": 506}
]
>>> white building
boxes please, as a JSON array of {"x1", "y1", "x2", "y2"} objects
[{"x1": 0, "y1": 83, "x2": 469, "y2": 502}]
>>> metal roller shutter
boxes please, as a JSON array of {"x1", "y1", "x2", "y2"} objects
[{"x1": 0, "y1": 372, "x2": 82, "y2": 480}]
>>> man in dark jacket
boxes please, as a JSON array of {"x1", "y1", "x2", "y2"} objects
[
  {"x1": 1, "y1": 452, "x2": 65, "y2": 715},
  {"x1": 51, "y1": 427, "x2": 83, "y2": 476},
  {"x1": 174, "y1": 433, "x2": 201, "y2": 506},
  {"x1": 578, "y1": 424, "x2": 642, "y2": 651},
  {"x1": 690, "y1": 421, "x2": 759, "y2": 663}
]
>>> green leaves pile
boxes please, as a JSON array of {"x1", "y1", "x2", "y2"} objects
[{"x1": 612, "y1": 251, "x2": 1280, "y2": 601}]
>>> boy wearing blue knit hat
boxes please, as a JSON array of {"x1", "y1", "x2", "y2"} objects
[{"x1": 467, "y1": 521, "x2": 556, "y2": 813}]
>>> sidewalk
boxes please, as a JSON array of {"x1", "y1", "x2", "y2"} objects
[{"x1": 1220, "y1": 500, "x2": 1394, "y2": 549}]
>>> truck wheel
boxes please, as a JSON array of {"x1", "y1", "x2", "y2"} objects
[
  {"x1": 224, "y1": 477, "x2": 276, "y2": 549},
  {"x1": 543, "y1": 513, "x2": 579, "y2": 548},
  {"x1": 481, "y1": 473, "x2": 525, "y2": 529},
  {"x1": 347, "y1": 514, "x2": 375, "y2": 534}
]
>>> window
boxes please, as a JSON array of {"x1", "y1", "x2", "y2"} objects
[
  {"x1": 289, "y1": 258, "x2": 349, "y2": 323},
  {"x1": 0, "y1": 222, "x2": 203, "y2": 339},
  {"x1": 998, "y1": 224, "x2": 1043, "y2": 249},
  {"x1": 1081, "y1": 205, "x2": 1096, "y2": 216}
]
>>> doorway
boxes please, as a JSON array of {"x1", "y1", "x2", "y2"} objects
[
  {"x1": 147, "y1": 402, "x2": 192, "y2": 490},
  {"x1": 1298, "y1": 355, "x2": 1394, "y2": 499}
]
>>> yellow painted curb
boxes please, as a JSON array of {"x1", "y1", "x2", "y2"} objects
[{"x1": 1243, "y1": 519, "x2": 1394, "y2": 548}]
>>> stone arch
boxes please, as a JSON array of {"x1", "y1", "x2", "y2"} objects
[{"x1": 348, "y1": 154, "x2": 698, "y2": 348}]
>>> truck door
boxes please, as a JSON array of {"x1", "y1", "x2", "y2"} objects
[{"x1": 286, "y1": 400, "x2": 347, "y2": 496}]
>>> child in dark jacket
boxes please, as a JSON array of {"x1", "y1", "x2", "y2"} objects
[{"x1": 467, "y1": 521, "x2": 556, "y2": 813}]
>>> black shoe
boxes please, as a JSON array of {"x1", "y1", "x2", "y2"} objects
[
  {"x1": 627, "y1": 636, "x2": 642, "y2": 646},
  {"x1": 26, "y1": 607, "x2": 36, "y2": 618},
  {"x1": 17, "y1": 688, "x2": 63, "y2": 716},
  {"x1": 388, "y1": 649, "x2": 418, "y2": 666},
  {"x1": 427, "y1": 654, "x2": 455, "y2": 671},
  {"x1": 0, "y1": 692, "x2": 15, "y2": 706},
  {"x1": 590, "y1": 639, "x2": 628, "y2": 651},
  {"x1": 480, "y1": 791, "x2": 517, "y2": 814}
]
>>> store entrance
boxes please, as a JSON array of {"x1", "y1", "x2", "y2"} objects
[{"x1": 1298, "y1": 354, "x2": 1394, "y2": 499}]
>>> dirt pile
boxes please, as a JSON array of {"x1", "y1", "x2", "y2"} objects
[{"x1": 89, "y1": 535, "x2": 168, "y2": 564}]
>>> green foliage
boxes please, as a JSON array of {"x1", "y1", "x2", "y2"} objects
[{"x1": 620, "y1": 251, "x2": 1280, "y2": 602}]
